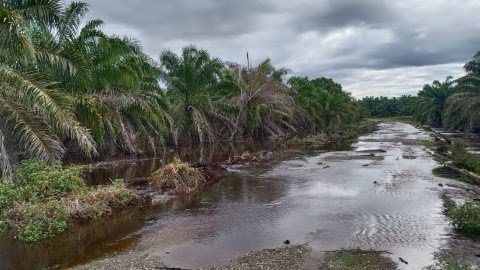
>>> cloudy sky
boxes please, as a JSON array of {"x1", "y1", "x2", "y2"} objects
[{"x1": 79, "y1": 0, "x2": 480, "y2": 98}]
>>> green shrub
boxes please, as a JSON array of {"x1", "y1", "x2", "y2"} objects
[
  {"x1": 441, "y1": 193, "x2": 457, "y2": 215},
  {"x1": 15, "y1": 160, "x2": 86, "y2": 201},
  {"x1": 0, "y1": 181, "x2": 17, "y2": 212},
  {"x1": 0, "y1": 161, "x2": 137, "y2": 243},
  {"x1": 0, "y1": 220, "x2": 7, "y2": 232},
  {"x1": 449, "y1": 202, "x2": 480, "y2": 239},
  {"x1": 4, "y1": 200, "x2": 69, "y2": 242},
  {"x1": 450, "y1": 141, "x2": 480, "y2": 175}
]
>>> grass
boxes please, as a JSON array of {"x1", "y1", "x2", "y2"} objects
[
  {"x1": 449, "y1": 202, "x2": 480, "y2": 240},
  {"x1": 283, "y1": 119, "x2": 379, "y2": 151},
  {"x1": 424, "y1": 253, "x2": 471, "y2": 270},
  {"x1": 442, "y1": 193, "x2": 480, "y2": 240},
  {"x1": 433, "y1": 166, "x2": 478, "y2": 185},
  {"x1": 449, "y1": 140, "x2": 480, "y2": 176},
  {"x1": 282, "y1": 133, "x2": 328, "y2": 150},
  {"x1": 0, "y1": 160, "x2": 138, "y2": 242},
  {"x1": 320, "y1": 249, "x2": 397, "y2": 270},
  {"x1": 150, "y1": 157, "x2": 205, "y2": 194},
  {"x1": 3, "y1": 200, "x2": 69, "y2": 243}
]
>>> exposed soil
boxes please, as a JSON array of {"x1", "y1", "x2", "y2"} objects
[{"x1": 215, "y1": 245, "x2": 397, "y2": 270}]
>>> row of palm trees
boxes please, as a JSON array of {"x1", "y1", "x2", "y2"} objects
[
  {"x1": 0, "y1": 1, "x2": 362, "y2": 180},
  {"x1": 359, "y1": 51, "x2": 480, "y2": 133},
  {"x1": 357, "y1": 95, "x2": 417, "y2": 119}
]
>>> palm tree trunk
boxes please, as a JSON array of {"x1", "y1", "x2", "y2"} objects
[{"x1": 0, "y1": 130, "x2": 14, "y2": 181}]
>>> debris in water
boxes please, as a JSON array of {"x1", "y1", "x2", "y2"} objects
[
  {"x1": 146, "y1": 216, "x2": 157, "y2": 224},
  {"x1": 399, "y1": 257, "x2": 408, "y2": 264},
  {"x1": 373, "y1": 181, "x2": 379, "y2": 185},
  {"x1": 323, "y1": 165, "x2": 330, "y2": 169},
  {"x1": 438, "y1": 183, "x2": 444, "y2": 187},
  {"x1": 362, "y1": 164, "x2": 369, "y2": 167}
]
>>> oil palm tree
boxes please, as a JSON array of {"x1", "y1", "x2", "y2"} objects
[
  {"x1": 443, "y1": 52, "x2": 480, "y2": 132},
  {"x1": 289, "y1": 76, "x2": 358, "y2": 133},
  {"x1": 31, "y1": 2, "x2": 169, "y2": 156},
  {"x1": 0, "y1": 0, "x2": 96, "y2": 180},
  {"x1": 160, "y1": 46, "x2": 228, "y2": 145},
  {"x1": 417, "y1": 77, "x2": 456, "y2": 127},
  {"x1": 222, "y1": 59, "x2": 304, "y2": 140}
]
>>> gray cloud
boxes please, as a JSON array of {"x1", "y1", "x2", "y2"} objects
[{"x1": 77, "y1": 0, "x2": 480, "y2": 97}]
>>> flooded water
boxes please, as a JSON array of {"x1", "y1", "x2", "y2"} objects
[
  {"x1": 0, "y1": 122, "x2": 463, "y2": 269},
  {"x1": 82, "y1": 140, "x2": 283, "y2": 185}
]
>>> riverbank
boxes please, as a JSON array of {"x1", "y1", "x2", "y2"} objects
[
  {"x1": 64, "y1": 121, "x2": 467, "y2": 270},
  {"x1": 217, "y1": 245, "x2": 397, "y2": 270},
  {"x1": 0, "y1": 119, "x2": 378, "y2": 246}
]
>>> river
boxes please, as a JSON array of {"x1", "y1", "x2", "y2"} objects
[{"x1": 0, "y1": 122, "x2": 475, "y2": 269}]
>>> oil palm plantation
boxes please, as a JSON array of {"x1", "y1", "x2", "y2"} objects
[{"x1": 222, "y1": 59, "x2": 305, "y2": 140}]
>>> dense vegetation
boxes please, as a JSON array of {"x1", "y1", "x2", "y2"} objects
[
  {"x1": 359, "y1": 52, "x2": 480, "y2": 133},
  {"x1": 357, "y1": 95, "x2": 418, "y2": 118},
  {"x1": 0, "y1": 1, "x2": 363, "y2": 181},
  {"x1": 0, "y1": 160, "x2": 136, "y2": 242}
]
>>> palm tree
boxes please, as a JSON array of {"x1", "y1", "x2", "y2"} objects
[
  {"x1": 160, "y1": 46, "x2": 228, "y2": 145},
  {"x1": 32, "y1": 2, "x2": 169, "y2": 156},
  {"x1": 222, "y1": 59, "x2": 304, "y2": 140},
  {"x1": 0, "y1": 0, "x2": 96, "y2": 180},
  {"x1": 443, "y1": 51, "x2": 480, "y2": 132},
  {"x1": 417, "y1": 76, "x2": 456, "y2": 127},
  {"x1": 289, "y1": 77, "x2": 358, "y2": 133}
]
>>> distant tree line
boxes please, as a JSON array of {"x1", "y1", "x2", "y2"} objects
[
  {"x1": 357, "y1": 95, "x2": 418, "y2": 118},
  {"x1": 358, "y1": 52, "x2": 480, "y2": 133}
]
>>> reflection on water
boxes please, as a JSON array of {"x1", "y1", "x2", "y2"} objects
[
  {"x1": 0, "y1": 122, "x2": 460, "y2": 270},
  {"x1": 83, "y1": 141, "x2": 284, "y2": 185}
]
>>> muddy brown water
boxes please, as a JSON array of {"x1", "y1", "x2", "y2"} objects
[{"x1": 0, "y1": 122, "x2": 472, "y2": 269}]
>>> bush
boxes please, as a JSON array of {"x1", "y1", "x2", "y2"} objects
[
  {"x1": 0, "y1": 161, "x2": 138, "y2": 243},
  {"x1": 150, "y1": 158, "x2": 205, "y2": 194},
  {"x1": 64, "y1": 179, "x2": 137, "y2": 221},
  {"x1": 450, "y1": 141, "x2": 480, "y2": 175},
  {"x1": 3, "y1": 201, "x2": 69, "y2": 242},
  {"x1": 449, "y1": 202, "x2": 480, "y2": 239},
  {"x1": 0, "y1": 220, "x2": 7, "y2": 232},
  {"x1": 0, "y1": 181, "x2": 17, "y2": 212},
  {"x1": 15, "y1": 160, "x2": 86, "y2": 201}
]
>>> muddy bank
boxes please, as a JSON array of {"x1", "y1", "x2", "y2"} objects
[
  {"x1": 67, "y1": 122, "x2": 459, "y2": 270},
  {"x1": 216, "y1": 245, "x2": 397, "y2": 270}
]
